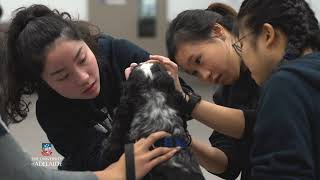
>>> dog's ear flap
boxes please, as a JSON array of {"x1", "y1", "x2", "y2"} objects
[
  {"x1": 152, "y1": 72, "x2": 176, "y2": 93},
  {"x1": 122, "y1": 74, "x2": 150, "y2": 97},
  {"x1": 109, "y1": 91, "x2": 134, "y2": 156},
  {"x1": 109, "y1": 79, "x2": 147, "y2": 157}
]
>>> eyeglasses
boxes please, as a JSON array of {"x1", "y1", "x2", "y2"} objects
[{"x1": 232, "y1": 31, "x2": 254, "y2": 58}]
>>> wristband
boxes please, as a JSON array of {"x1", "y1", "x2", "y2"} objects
[{"x1": 183, "y1": 91, "x2": 201, "y2": 116}]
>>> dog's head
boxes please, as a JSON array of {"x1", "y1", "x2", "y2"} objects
[
  {"x1": 110, "y1": 63, "x2": 186, "y2": 152},
  {"x1": 109, "y1": 63, "x2": 204, "y2": 178},
  {"x1": 125, "y1": 62, "x2": 177, "y2": 97}
]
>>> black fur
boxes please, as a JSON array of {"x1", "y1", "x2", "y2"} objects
[{"x1": 110, "y1": 63, "x2": 205, "y2": 180}]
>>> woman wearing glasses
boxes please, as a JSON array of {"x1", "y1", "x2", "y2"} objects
[
  {"x1": 160, "y1": 0, "x2": 320, "y2": 179},
  {"x1": 236, "y1": 0, "x2": 320, "y2": 178},
  {"x1": 150, "y1": 3, "x2": 260, "y2": 180}
]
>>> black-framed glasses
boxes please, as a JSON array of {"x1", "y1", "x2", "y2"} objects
[{"x1": 232, "y1": 31, "x2": 254, "y2": 58}]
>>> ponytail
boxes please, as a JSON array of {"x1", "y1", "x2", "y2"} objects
[
  {"x1": 207, "y1": 3, "x2": 237, "y2": 17},
  {"x1": 166, "y1": 3, "x2": 237, "y2": 61},
  {"x1": 206, "y1": 3, "x2": 238, "y2": 34}
]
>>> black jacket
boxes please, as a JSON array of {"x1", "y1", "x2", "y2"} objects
[
  {"x1": 36, "y1": 34, "x2": 193, "y2": 171},
  {"x1": 209, "y1": 69, "x2": 260, "y2": 180},
  {"x1": 250, "y1": 52, "x2": 320, "y2": 179}
]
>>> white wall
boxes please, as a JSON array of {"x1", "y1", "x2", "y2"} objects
[
  {"x1": 1, "y1": 0, "x2": 320, "y2": 22},
  {"x1": 167, "y1": 0, "x2": 320, "y2": 21},
  {"x1": 0, "y1": 0, "x2": 88, "y2": 22},
  {"x1": 307, "y1": 0, "x2": 320, "y2": 20},
  {"x1": 167, "y1": 0, "x2": 241, "y2": 21}
]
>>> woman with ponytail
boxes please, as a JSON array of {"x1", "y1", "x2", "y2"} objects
[
  {"x1": 152, "y1": 3, "x2": 259, "y2": 180},
  {"x1": 234, "y1": 0, "x2": 320, "y2": 179},
  {"x1": 3, "y1": 4, "x2": 184, "y2": 178}
]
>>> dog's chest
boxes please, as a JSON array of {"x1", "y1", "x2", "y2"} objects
[{"x1": 128, "y1": 90, "x2": 184, "y2": 140}]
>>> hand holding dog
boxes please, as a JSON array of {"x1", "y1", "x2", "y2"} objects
[
  {"x1": 148, "y1": 55, "x2": 184, "y2": 93},
  {"x1": 124, "y1": 63, "x2": 138, "y2": 80},
  {"x1": 124, "y1": 55, "x2": 183, "y2": 94},
  {"x1": 99, "y1": 131, "x2": 179, "y2": 180}
]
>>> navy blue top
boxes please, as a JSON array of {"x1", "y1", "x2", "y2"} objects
[{"x1": 249, "y1": 52, "x2": 320, "y2": 179}]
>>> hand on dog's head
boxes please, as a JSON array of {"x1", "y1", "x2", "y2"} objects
[
  {"x1": 111, "y1": 63, "x2": 204, "y2": 179},
  {"x1": 110, "y1": 62, "x2": 185, "y2": 155},
  {"x1": 126, "y1": 62, "x2": 177, "y2": 95}
]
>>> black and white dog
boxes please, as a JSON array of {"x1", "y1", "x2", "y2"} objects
[{"x1": 110, "y1": 63, "x2": 205, "y2": 180}]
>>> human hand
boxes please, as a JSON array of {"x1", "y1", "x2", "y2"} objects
[
  {"x1": 101, "y1": 131, "x2": 179, "y2": 180},
  {"x1": 148, "y1": 55, "x2": 184, "y2": 93},
  {"x1": 124, "y1": 63, "x2": 138, "y2": 80}
]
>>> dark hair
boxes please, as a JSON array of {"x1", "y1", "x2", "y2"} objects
[
  {"x1": 0, "y1": 33, "x2": 7, "y2": 124},
  {"x1": 0, "y1": 5, "x2": 3, "y2": 18},
  {"x1": 166, "y1": 3, "x2": 237, "y2": 62},
  {"x1": 238, "y1": 0, "x2": 320, "y2": 60},
  {"x1": 6, "y1": 4, "x2": 101, "y2": 123}
]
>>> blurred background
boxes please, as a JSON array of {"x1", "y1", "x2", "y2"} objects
[{"x1": 1, "y1": 0, "x2": 320, "y2": 179}]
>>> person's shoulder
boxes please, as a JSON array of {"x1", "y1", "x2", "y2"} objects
[
  {"x1": 279, "y1": 53, "x2": 320, "y2": 89},
  {"x1": 98, "y1": 34, "x2": 144, "y2": 54},
  {"x1": 262, "y1": 68, "x2": 311, "y2": 103},
  {"x1": 264, "y1": 70, "x2": 297, "y2": 92},
  {"x1": 97, "y1": 34, "x2": 114, "y2": 49},
  {"x1": 98, "y1": 34, "x2": 134, "y2": 47}
]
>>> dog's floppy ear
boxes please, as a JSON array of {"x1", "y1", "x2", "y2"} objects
[
  {"x1": 150, "y1": 64, "x2": 191, "y2": 120},
  {"x1": 109, "y1": 83, "x2": 134, "y2": 158},
  {"x1": 109, "y1": 77, "x2": 148, "y2": 159},
  {"x1": 150, "y1": 64, "x2": 176, "y2": 92}
]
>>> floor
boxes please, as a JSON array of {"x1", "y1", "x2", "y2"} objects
[{"x1": 9, "y1": 72, "x2": 239, "y2": 180}]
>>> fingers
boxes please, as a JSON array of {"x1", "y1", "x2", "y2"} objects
[
  {"x1": 144, "y1": 131, "x2": 171, "y2": 148},
  {"x1": 148, "y1": 55, "x2": 179, "y2": 76},
  {"x1": 149, "y1": 55, "x2": 183, "y2": 92},
  {"x1": 149, "y1": 55, "x2": 178, "y2": 76},
  {"x1": 149, "y1": 55, "x2": 167, "y2": 61},
  {"x1": 130, "y1": 63, "x2": 138, "y2": 68},
  {"x1": 149, "y1": 55, "x2": 178, "y2": 68},
  {"x1": 146, "y1": 147, "x2": 179, "y2": 160},
  {"x1": 124, "y1": 67, "x2": 132, "y2": 80},
  {"x1": 135, "y1": 137, "x2": 146, "y2": 146},
  {"x1": 148, "y1": 148, "x2": 178, "y2": 169},
  {"x1": 124, "y1": 63, "x2": 138, "y2": 80},
  {"x1": 146, "y1": 59, "x2": 160, "y2": 64}
]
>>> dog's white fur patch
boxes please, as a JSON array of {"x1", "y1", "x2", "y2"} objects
[
  {"x1": 139, "y1": 63, "x2": 154, "y2": 79},
  {"x1": 114, "y1": 63, "x2": 204, "y2": 178}
]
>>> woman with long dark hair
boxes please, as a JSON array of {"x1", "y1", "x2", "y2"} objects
[{"x1": 2, "y1": 4, "x2": 182, "y2": 178}]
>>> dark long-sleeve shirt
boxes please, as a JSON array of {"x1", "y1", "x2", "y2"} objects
[
  {"x1": 249, "y1": 53, "x2": 320, "y2": 179},
  {"x1": 209, "y1": 68, "x2": 260, "y2": 180}
]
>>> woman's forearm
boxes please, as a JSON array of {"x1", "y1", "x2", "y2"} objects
[
  {"x1": 0, "y1": 132, "x2": 98, "y2": 180},
  {"x1": 190, "y1": 138, "x2": 228, "y2": 174},
  {"x1": 192, "y1": 100, "x2": 245, "y2": 139}
]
